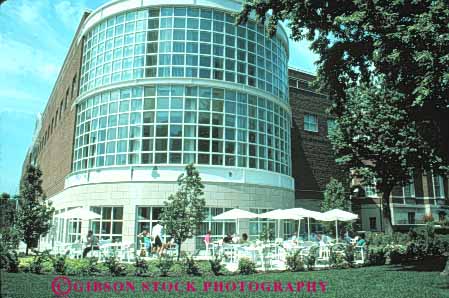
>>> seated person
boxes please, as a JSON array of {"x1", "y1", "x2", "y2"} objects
[
  {"x1": 239, "y1": 233, "x2": 249, "y2": 244},
  {"x1": 356, "y1": 233, "x2": 366, "y2": 247},
  {"x1": 138, "y1": 229, "x2": 152, "y2": 256},
  {"x1": 309, "y1": 232, "x2": 318, "y2": 242},
  {"x1": 82, "y1": 230, "x2": 99, "y2": 258},
  {"x1": 322, "y1": 234, "x2": 333, "y2": 244},
  {"x1": 223, "y1": 233, "x2": 233, "y2": 244}
]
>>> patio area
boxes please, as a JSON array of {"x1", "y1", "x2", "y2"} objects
[{"x1": 41, "y1": 207, "x2": 365, "y2": 271}]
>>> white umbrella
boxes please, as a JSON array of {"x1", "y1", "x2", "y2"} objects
[
  {"x1": 212, "y1": 208, "x2": 258, "y2": 235},
  {"x1": 258, "y1": 209, "x2": 303, "y2": 239},
  {"x1": 283, "y1": 208, "x2": 325, "y2": 240},
  {"x1": 55, "y1": 207, "x2": 101, "y2": 220},
  {"x1": 321, "y1": 209, "x2": 358, "y2": 242}
]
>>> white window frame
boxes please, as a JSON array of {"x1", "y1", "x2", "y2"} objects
[
  {"x1": 402, "y1": 178, "x2": 415, "y2": 198},
  {"x1": 432, "y1": 174, "x2": 445, "y2": 198},
  {"x1": 327, "y1": 118, "x2": 336, "y2": 135},
  {"x1": 90, "y1": 206, "x2": 124, "y2": 242},
  {"x1": 304, "y1": 114, "x2": 318, "y2": 132},
  {"x1": 364, "y1": 179, "x2": 377, "y2": 198}
]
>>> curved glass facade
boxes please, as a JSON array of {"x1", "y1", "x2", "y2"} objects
[
  {"x1": 73, "y1": 85, "x2": 291, "y2": 175},
  {"x1": 79, "y1": 6, "x2": 289, "y2": 102}
]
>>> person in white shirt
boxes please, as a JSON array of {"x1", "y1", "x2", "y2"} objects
[{"x1": 151, "y1": 223, "x2": 164, "y2": 254}]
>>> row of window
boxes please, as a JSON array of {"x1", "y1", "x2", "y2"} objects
[
  {"x1": 36, "y1": 74, "x2": 78, "y2": 157},
  {"x1": 364, "y1": 174, "x2": 446, "y2": 199},
  {"x1": 303, "y1": 113, "x2": 335, "y2": 134},
  {"x1": 288, "y1": 77, "x2": 329, "y2": 100},
  {"x1": 53, "y1": 206, "x2": 291, "y2": 245},
  {"x1": 80, "y1": 6, "x2": 288, "y2": 102},
  {"x1": 72, "y1": 85, "x2": 292, "y2": 175}
]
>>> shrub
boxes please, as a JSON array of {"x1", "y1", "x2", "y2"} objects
[
  {"x1": 184, "y1": 255, "x2": 201, "y2": 276},
  {"x1": 209, "y1": 255, "x2": 223, "y2": 276},
  {"x1": 368, "y1": 247, "x2": 386, "y2": 266},
  {"x1": 18, "y1": 257, "x2": 33, "y2": 272},
  {"x1": 104, "y1": 255, "x2": 127, "y2": 276},
  {"x1": 2, "y1": 251, "x2": 19, "y2": 273},
  {"x1": 30, "y1": 250, "x2": 52, "y2": 274},
  {"x1": 344, "y1": 244, "x2": 355, "y2": 266},
  {"x1": 238, "y1": 257, "x2": 256, "y2": 275},
  {"x1": 146, "y1": 260, "x2": 160, "y2": 276},
  {"x1": 285, "y1": 250, "x2": 305, "y2": 272},
  {"x1": 170, "y1": 261, "x2": 184, "y2": 276},
  {"x1": 156, "y1": 255, "x2": 174, "y2": 277},
  {"x1": 134, "y1": 255, "x2": 149, "y2": 276},
  {"x1": 52, "y1": 253, "x2": 69, "y2": 275},
  {"x1": 304, "y1": 246, "x2": 318, "y2": 270},
  {"x1": 197, "y1": 261, "x2": 213, "y2": 276},
  {"x1": 383, "y1": 244, "x2": 406, "y2": 264}
]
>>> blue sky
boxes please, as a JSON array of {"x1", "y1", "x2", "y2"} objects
[{"x1": 0, "y1": 0, "x2": 318, "y2": 195}]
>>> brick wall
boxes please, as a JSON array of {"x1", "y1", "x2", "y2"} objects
[
  {"x1": 288, "y1": 68, "x2": 345, "y2": 208},
  {"x1": 28, "y1": 13, "x2": 89, "y2": 197}
]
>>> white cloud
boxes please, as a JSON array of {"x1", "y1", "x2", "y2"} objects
[
  {"x1": 54, "y1": 1, "x2": 88, "y2": 30},
  {"x1": 15, "y1": 0, "x2": 44, "y2": 24},
  {"x1": 0, "y1": 34, "x2": 60, "y2": 82}
]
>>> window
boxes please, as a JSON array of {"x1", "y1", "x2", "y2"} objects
[
  {"x1": 403, "y1": 179, "x2": 415, "y2": 198},
  {"x1": 304, "y1": 114, "x2": 318, "y2": 132},
  {"x1": 327, "y1": 119, "x2": 336, "y2": 135},
  {"x1": 432, "y1": 174, "x2": 445, "y2": 198},
  {"x1": 71, "y1": 74, "x2": 78, "y2": 99},
  {"x1": 73, "y1": 84, "x2": 291, "y2": 176},
  {"x1": 249, "y1": 208, "x2": 276, "y2": 240},
  {"x1": 195, "y1": 208, "x2": 236, "y2": 249},
  {"x1": 136, "y1": 206, "x2": 163, "y2": 245},
  {"x1": 364, "y1": 180, "x2": 377, "y2": 198},
  {"x1": 79, "y1": 8, "x2": 289, "y2": 103},
  {"x1": 90, "y1": 206, "x2": 123, "y2": 242},
  {"x1": 369, "y1": 217, "x2": 377, "y2": 231},
  {"x1": 408, "y1": 212, "x2": 415, "y2": 224}
]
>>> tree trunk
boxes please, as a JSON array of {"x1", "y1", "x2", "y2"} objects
[
  {"x1": 380, "y1": 188, "x2": 394, "y2": 234},
  {"x1": 177, "y1": 241, "x2": 181, "y2": 261},
  {"x1": 25, "y1": 244, "x2": 29, "y2": 256}
]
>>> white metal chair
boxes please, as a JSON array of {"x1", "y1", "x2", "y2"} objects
[
  {"x1": 119, "y1": 242, "x2": 134, "y2": 262},
  {"x1": 204, "y1": 240, "x2": 215, "y2": 257},
  {"x1": 354, "y1": 245, "x2": 366, "y2": 264},
  {"x1": 222, "y1": 244, "x2": 238, "y2": 264},
  {"x1": 316, "y1": 244, "x2": 331, "y2": 266},
  {"x1": 69, "y1": 242, "x2": 83, "y2": 259}
]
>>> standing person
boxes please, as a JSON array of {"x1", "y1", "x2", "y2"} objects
[
  {"x1": 151, "y1": 222, "x2": 164, "y2": 254},
  {"x1": 82, "y1": 230, "x2": 99, "y2": 258},
  {"x1": 204, "y1": 230, "x2": 212, "y2": 245}
]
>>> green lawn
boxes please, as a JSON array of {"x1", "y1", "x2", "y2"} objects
[{"x1": 2, "y1": 265, "x2": 448, "y2": 298}]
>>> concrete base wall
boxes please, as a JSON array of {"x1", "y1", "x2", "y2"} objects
[{"x1": 45, "y1": 181, "x2": 295, "y2": 252}]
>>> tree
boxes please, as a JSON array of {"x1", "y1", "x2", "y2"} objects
[
  {"x1": 160, "y1": 164, "x2": 206, "y2": 260},
  {"x1": 238, "y1": 0, "x2": 449, "y2": 233},
  {"x1": 321, "y1": 178, "x2": 351, "y2": 234},
  {"x1": 329, "y1": 83, "x2": 446, "y2": 233},
  {"x1": 17, "y1": 165, "x2": 54, "y2": 255},
  {"x1": 0, "y1": 193, "x2": 20, "y2": 252}
]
